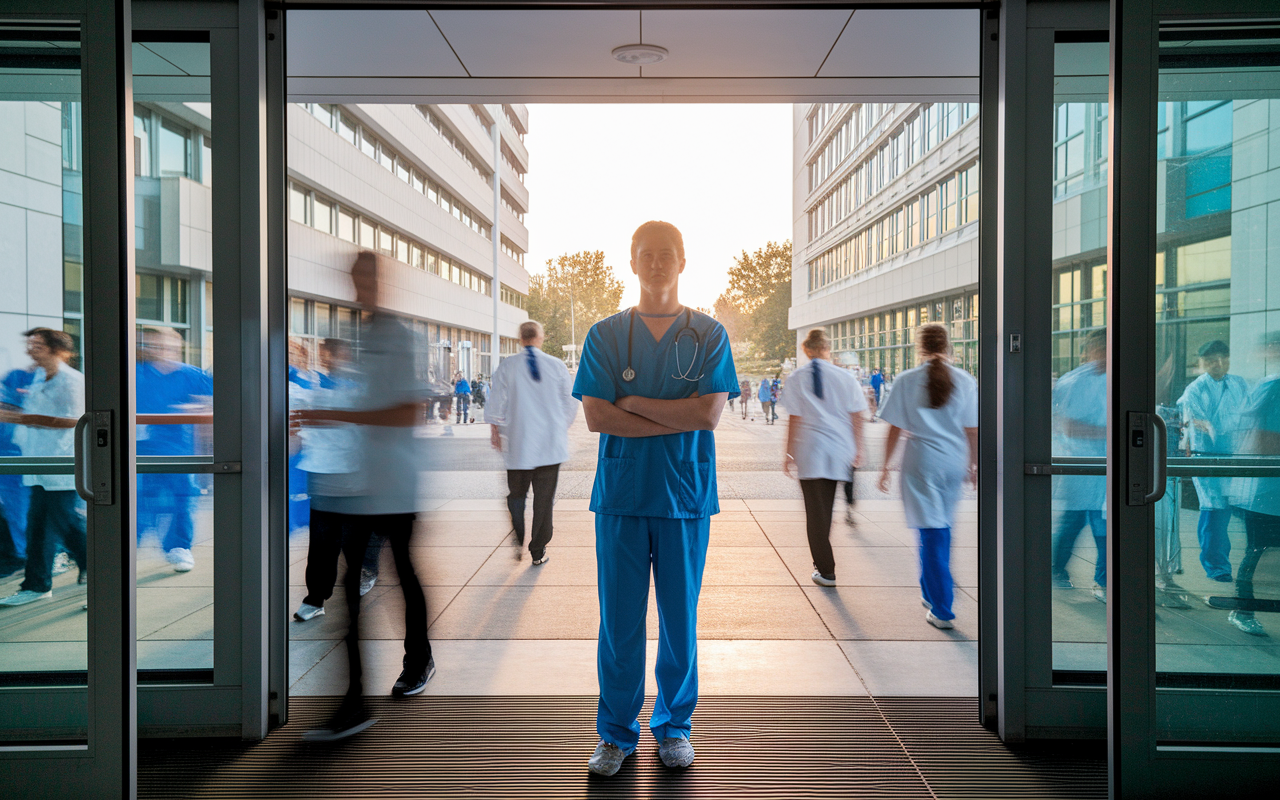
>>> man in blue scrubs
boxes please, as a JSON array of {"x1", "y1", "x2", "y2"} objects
[{"x1": 574, "y1": 221, "x2": 738, "y2": 776}]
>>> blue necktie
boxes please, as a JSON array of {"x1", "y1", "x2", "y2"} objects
[
  {"x1": 525, "y1": 346, "x2": 541, "y2": 382},
  {"x1": 812, "y1": 360, "x2": 824, "y2": 400}
]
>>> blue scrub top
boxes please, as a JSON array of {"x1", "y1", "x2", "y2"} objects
[
  {"x1": 573, "y1": 308, "x2": 738, "y2": 519},
  {"x1": 136, "y1": 360, "x2": 213, "y2": 456},
  {"x1": 0, "y1": 368, "x2": 36, "y2": 457}
]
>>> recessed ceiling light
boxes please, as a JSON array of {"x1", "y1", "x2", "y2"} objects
[{"x1": 612, "y1": 44, "x2": 668, "y2": 66}]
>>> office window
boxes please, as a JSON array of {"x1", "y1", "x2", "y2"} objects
[
  {"x1": 940, "y1": 175, "x2": 957, "y2": 232},
  {"x1": 158, "y1": 118, "x2": 190, "y2": 178},
  {"x1": 337, "y1": 209, "x2": 355, "y2": 242},
  {"x1": 313, "y1": 197, "x2": 333, "y2": 235},
  {"x1": 133, "y1": 112, "x2": 152, "y2": 176},
  {"x1": 425, "y1": 250, "x2": 438, "y2": 275},
  {"x1": 906, "y1": 199, "x2": 919, "y2": 246},
  {"x1": 377, "y1": 226, "x2": 394, "y2": 255},
  {"x1": 377, "y1": 143, "x2": 394, "y2": 172},
  {"x1": 961, "y1": 163, "x2": 980, "y2": 224},
  {"x1": 314, "y1": 302, "x2": 331, "y2": 338},
  {"x1": 359, "y1": 218, "x2": 374, "y2": 247},
  {"x1": 359, "y1": 129, "x2": 376, "y2": 159},
  {"x1": 310, "y1": 103, "x2": 333, "y2": 128},
  {"x1": 411, "y1": 171, "x2": 424, "y2": 193},
  {"x1": 200, "y1": 135, "x2": 212, "y2": 186},
  {"x1": 289, "y1": 184, "x2": 308, "y2": 225},
  {"x1": 410, "y1": 243, "x2": 423, "y2": 269},
  {"x1": 396, "y1": 235, "x2": 409, "y2": 264},
  {"x1": 338, "y1": 112, "x2": 357, "y2": 145},
  {"x1": 395, "y1": 157, "x2": 410, "y2": 183}
]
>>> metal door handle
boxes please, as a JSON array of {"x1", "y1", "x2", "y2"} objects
[
  {"x1": 73, "y1": 412, "x2": 95, "y2": 502},
  {"x1": 1144, "y1": 414, "x2": 1167, "y2": 504}
]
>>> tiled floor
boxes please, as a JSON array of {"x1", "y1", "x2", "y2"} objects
[{"x1": 286, "y1": 496, "x2": 984, "y2": 698}]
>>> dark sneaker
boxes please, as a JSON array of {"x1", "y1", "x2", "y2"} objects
[
  {"x1": 391, "y1": 657, "x2": 436, "y2": 698},
  {"x1": 532, "y1": 552, "x2": 550, "y2": 566},
  {"x1": 302, "y1": 696, "x2": 376, "y2": 742}
]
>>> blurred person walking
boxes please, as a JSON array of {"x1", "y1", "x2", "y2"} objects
[
  {"x1": 454, "y1": 371, "x2": 472, "y2": 424},
  {"x1": 0, "y1": 329, "x2": 88, "y2": 606},
  {"x1": 135, "y1": 327, "x2": 212, "y2": 574},
  {"x1": 488, "y1": 321, "x2": 579, "y2": 565},
  {"x1": 780, "y1": 329, "x2": 868, "y2": 587},
  {"x1": 574, "y1": 221, "x2": 738, "y2": 775},
  {"x1": 1224, "y1": 332, "x2": 1280, "y2": 637},
  {"x1": 877, "y1": 324, "x2": 978, "y2": 629},
  {"x1": 0, "y1": 358, "x2": 36, "y2": 578},
  {"x1": 1049, "y1": 329, "x2": 1109, "y2": 603},
  {"x1": 1177, "y1": 340, "x2": 1249, "y2": 582},
  {"x1": 770, "y1": 377, "x2": 781, "y2": 423},
  {"x1": 739, "y1": 379, "x2": 750, "y2": 419},
  {"x1": 871, "y1": 368, "x2": 885, "y2": 409},
  {"x1": 293, "y1": 252, "x2": 433, "y2": 740},
  {"x1": 757, "y1": 377, "x2": 773, "y2": 424}
]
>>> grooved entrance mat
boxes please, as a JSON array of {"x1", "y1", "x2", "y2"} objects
[{"x1": 138, "y1": 697, "x2": 1105, "y2": 799}]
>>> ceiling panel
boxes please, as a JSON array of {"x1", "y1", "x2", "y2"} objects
[
  {"x1": 639, "y1": 9, "x2": 852, "y2": 78},
  {"x1": 430, "y1": 10, "x2": 639, "y2": 78},
  {"x1": 287, "y1": 10, "x2": 467, "y2": 78},
  {"x1": 819, "y1": 10, "x2": 979, "y2": 78}
]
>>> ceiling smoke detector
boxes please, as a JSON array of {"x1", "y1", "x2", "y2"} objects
[{"x1": 612, "y1": 44, "x2": 669, "y2": 65}]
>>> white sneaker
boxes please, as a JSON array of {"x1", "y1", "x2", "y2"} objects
[
  {"x1": 587, "y1": 739, "x2": 634, "y2": 776},
  {"x1": 51, "y1": 552, "x2": 73, "y2": 576},
  {"x1": 1229, "y1": 611, "x2": 1267, "y2": 637},
  {"x1": 532, "y1": 552, "x2": 550, "y2": 566},
  {"x1": 922, "y1": 598, "x2": 932, "y2": 610},
  {"x1": 0, "y1": 589, "x2": 53, "y2": 606},
  {"x1": 166, "y1": 548, "x2": 195, "y2": 573},
  {"x1": 1092, "y1": 583, "x2": 1107, "y2": 604},
  {"x1": 926, "y1": 611, "x2": 954, "y2": 629},
  {"x1": 293, "y1": 602, "x2": 325, "y2": 622},
  {"x1": 359, "y1": 568, "x2": 377, "y2": 597},
  {"x1": 659, "y1": 737, "x2": 696, "y2": 768},
  {"x1": 811, "y1": 570, "x2": 837, "y2": 587}
]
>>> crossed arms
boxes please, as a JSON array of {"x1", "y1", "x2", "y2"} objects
[{"x1": 582, "y1": 392, "x2": 728, "y2": 438}]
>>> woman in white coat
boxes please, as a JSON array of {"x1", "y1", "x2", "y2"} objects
[
  {"x1": 780, "y1": 329, "x2": 868, "y2": 587},
  {"x1": 877, "y1": 324, "x2": 978, "y2": 629}
]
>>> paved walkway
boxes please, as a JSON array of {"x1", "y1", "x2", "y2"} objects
[{"x1": 289, "y1": 409, "x2": 981, "y2": 698}]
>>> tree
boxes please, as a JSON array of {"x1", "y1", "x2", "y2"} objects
[
  {"x1": 526, "y1": 250, "x2": 625, "y2": 362},
  {"x1": 715, "y1": 240, "x2": 793, "y2": 364}
]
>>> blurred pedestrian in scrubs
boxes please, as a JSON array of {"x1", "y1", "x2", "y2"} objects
[
  {"x1": 488, "y1": 320, "x2": 579, "y2": 565},
  {"x1": 1049, "y1": 329, "x2": 1108, "y2": 602},
  {"x1": 574, "y1": 221, "x2": 738, "y2": 776},
  {"x1": 136, "y1": 327, "x2": 212, "y2": 573},
  {"x1": 780, "y1": 329, "x2": 867, "y2": 586},
  {"x1": 757, "y1": 377, "x2": 773, "y2": 424},
  {"x1": 1226, "y1": 331, "x2": 1280, "y2": 637},
  {"x1": 877, "y1": 324, "x2": 978, "y2": 629},
  {"x1": 1177, "y1": 340, "x2": 1249, "y2": 582},
  {"x1": 287, "y1": 338, "x2": 318, "y2": 536},
  {"x1": 0, "y1": 357, "x2": 36, "y2": 578}
]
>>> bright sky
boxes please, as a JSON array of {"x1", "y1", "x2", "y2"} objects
[{"x1": 523, "y1": 104, "x2": 794, "y2": 312}]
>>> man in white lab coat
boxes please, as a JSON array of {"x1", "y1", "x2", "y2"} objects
[{"x1": 489, "y1": 321, "x2": 580, "y2": 564}]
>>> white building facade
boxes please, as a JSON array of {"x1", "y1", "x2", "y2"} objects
[{"x1": 790, "y1": 102, "x2": 980, "y2": 376}]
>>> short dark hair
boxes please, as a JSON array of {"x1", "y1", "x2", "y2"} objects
[
  {"x1": 24, "y1": 327, "x2": 75, "y2": 355},
  {"x1": 519, "y1": 321, "x2": 543, "y2": 342},
  {"x1": 1198, "y1": 340, "x2": 1229, "y2": 358},
  {"x1": 630, "y1": 221, "x2": 684, "y2": 260}
]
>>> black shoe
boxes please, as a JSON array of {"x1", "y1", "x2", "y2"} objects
[
  {"x1": 391, "y1": 657, "x2": 436, "y2": 698},
  {"x1": 303, "y1": 696, "x2": 376, "y2": 742}
]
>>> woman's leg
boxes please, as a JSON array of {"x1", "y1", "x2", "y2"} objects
[{"x1": 918, "y1": 527, "x2": 955, "y2": 620}]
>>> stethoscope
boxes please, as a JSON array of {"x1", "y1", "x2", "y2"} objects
[{"x1": 622, "y1": 306, "x2": 703, "y2": 383}]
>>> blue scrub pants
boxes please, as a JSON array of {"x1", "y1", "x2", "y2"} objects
[
  {"x1": 137, "y1": 473, "x2": 196, "y2": 552},
  {"x1": 288, "y1": 452, "x2": 309, "y2": 535},
  {"x1": 918, "y1": 527, "x2": 955, "y2": 621},
  {"x1": 596, "y1": 514, "x2": 710, "y2": 750},
  {"x1": 1052, "y1": 510, "x2": 1106, "y2": 587},
  {"x1": 1197, "y1": 507, "x2": 1233, "y2": 580},
  {"x1": 0, "y1": 476, "x2": 30, "y2": 560}
]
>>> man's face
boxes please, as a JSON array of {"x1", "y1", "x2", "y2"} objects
[
  {"x1": 351, "y1": 255, "x2": 379, "y2": 308},
  {"x1": 631, "y1": 232, "x2": 685, "y2": 295},
  {"x1": 1201, "y1": 353, "x2": 1230, "y2": 380}
]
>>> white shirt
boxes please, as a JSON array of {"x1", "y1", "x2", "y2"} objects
[
  {"x1": 488, "y1": 346, "x2": 579, "y2": 471},
  {"x1": 777, "y1": 359, "x2": 868, "y2": 481},
  {"x1": 878, "y1": 363, "x2": 978, "y2": 529},
  {"x1": 17, "y1": 365, "x2": 85, "y2": 491}
]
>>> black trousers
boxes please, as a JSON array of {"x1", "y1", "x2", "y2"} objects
[
  {"x1": 20, "y1": 488, "x2": 87, "y2": 593},
  {"x1": 337, "y1": 512, "x2": 430, "y2": 696},
  {"x1": 800, "y1": 478, "x2": 838, "y2": 578},
  {"x1": 507, "y1": 464, "x2": 560, "y2": 559},
  {"x1": 1235, "y1": 508, "x2": 1280, "y2": 619},
  {"x1": 841, "y1": 466, "x2": 857, "y2": 506},
  {"x1": 302, "y1": 507, "x2": 383, "y2": 608}
]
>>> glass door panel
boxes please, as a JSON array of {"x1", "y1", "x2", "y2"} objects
[
  {"x1": 1154, "y1": 21, "x2": 1280, "y2": 740},
  {"x1": 132, "y1": 35, "x2": 216, "y2": 676},
  {"x1": 1050, "y1": 38, "x2": 1111, "y2": 674},
  {"x1": 0, "y1": 24, "x2": 90, "y2": 724}
]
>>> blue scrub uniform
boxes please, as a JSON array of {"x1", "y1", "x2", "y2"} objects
[
  {"x1": 288, "y1": 366, "x2": 317, "y2": 534},
  {"x1": 137, "y1": 360, "x2": 213, "y2": 552},
  {"x1": 573, "y1": 308, "x2": 738, "y2": 750},
  {"x1": 0, "y1": 368, "x2": 36, "y2": 565}
]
